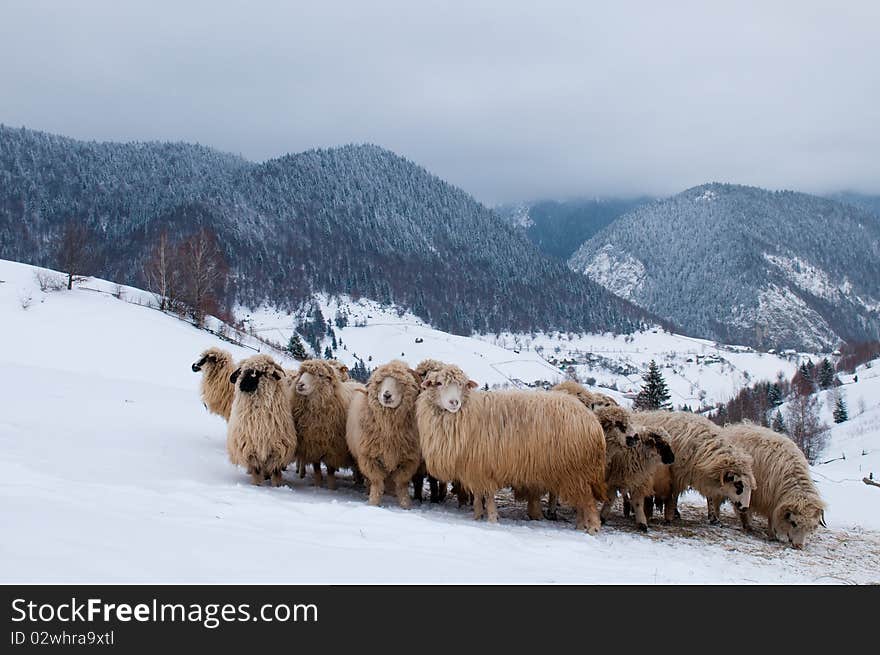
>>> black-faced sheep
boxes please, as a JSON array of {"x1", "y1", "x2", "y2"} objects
[
  {"x1": 635, "y1": 411, "x2": 756, "y2": 525},
  {"x1": 721, "y1": 422, "x2": 826, "y2": 548},
  {"x1": 416, "y1": 364, "x2": 607, "y2": 533},
  {"x1": 345, "y1": 360, "x2": 422, "y2": 508},
  {"x1": 290, "y1": 359, "x2": 360, "y2": 490},
  {"x1": 227, "y1": 355, "x2": 297, "y2": 485},
  {"x1": 192, "y1": 347, "x2": 237, "y2": 420},
  {"x1": 596, "y1": 409, "x2": 675, "y2": 532}
]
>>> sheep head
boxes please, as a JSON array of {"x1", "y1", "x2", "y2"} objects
[
  {"x1": 192, "y1": 347, "x2": 232, "y2": 373},
  {"x1": 771, "y1": 499, "x2": 827, "y2": 549},
  {"x1": 594, "y1": 405, "x2": 639, "y2": 448},
  {"x1": 552, "y1": 380, "x2": 618, "y2": 410},
  {"x1": 420, "y1": 364, "x2": 478, "y2": 414},
  {"x1": 229, "y1": 355, "x2": 284, "y2": 395},
  {"x1": 293, "y1": 359, "x2": 339, "y2": 397},
  {"x1": 367, "y1": 360, "x2": 420, "y2": 410}
]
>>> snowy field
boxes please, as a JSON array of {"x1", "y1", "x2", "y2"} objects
[{"x1": 1, "y1": 259, "x2": 878, "y2": 584}]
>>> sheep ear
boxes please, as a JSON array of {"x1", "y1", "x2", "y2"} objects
[
  {"x1": 230, "y1": 369, "x2": 241, "y2": 384},
  {"x1": 467, "y1": 380, "x2": 479, "y2": 389},
  {"x1": 271, "y1": 370, "x2": 281, "y2": 380},
  {"x1": 421, "y1": 378, "x2": 433, "y2": 389}
]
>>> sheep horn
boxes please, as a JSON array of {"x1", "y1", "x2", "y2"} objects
[{"x1": 819, "y1": 511, "x2": 827, "y2": 528}]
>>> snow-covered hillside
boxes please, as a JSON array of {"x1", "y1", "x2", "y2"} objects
[
  {"x1": 1, "y1": 259, "x2": 878, "y2": 584},
  {"x1": 241, "y1": 295, "x2": 805, "y2": 410}
]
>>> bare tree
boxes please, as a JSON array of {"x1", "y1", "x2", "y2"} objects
[
  {"x1": 56, "y1": 220, "x2": 94, "y2": 289},
  {"x1": 142, "y1": 230, "x2": 182, "y2": 311},
  {"x1": 786, "y1": 389, "x2": 830, "y2": 465},
  {"x1": 178, "y1": 228, "x2": 228, "y2": 326}
]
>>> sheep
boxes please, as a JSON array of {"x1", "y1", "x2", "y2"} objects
[
  {"x1": 721, "y1": 422, "x2": 826, "y2": 549},
  {"x1": 635, "y1": 411, "x2": 756, "y2": 526},
  {"x1": 191, "y1": 347, "x2": 237, "y2": 420},
  {"x1": 345, "y1": 360, "x2": 422, "y2": 508},
  {"x1": 226, "y1": 355, "x2": 297, "y2": 485},
  {"x1": 290, "y1": 358, "x2": 360, "y2": 490},
  {"x1": 551, "y1": 380, "x2": 619, "y2": 410},
  {"x1": 411, "y1": 358, "x2": 451, "y2": 503},
  {"x1": 416, "y1": 364, "x2": 606, "y2": 533},
  {"x1": 328, "y1": 359, "x2": 350, "y2": 381},
  {"x1": 596, "y1": 409, "x2": 675, "y2": 532}
]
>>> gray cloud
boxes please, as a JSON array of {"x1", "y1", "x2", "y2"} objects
[{"x1": 2, "y1": 0, "x2": 878, "y2": 203}]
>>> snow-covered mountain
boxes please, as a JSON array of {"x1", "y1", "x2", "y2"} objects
[
  {"x1": 0, "y1": 125, "x2": 652, "y2": 337},
  {"x1": 3, "y1": 258, "x2": 877, "y2": 584},
  {"x1": 569, "y1": 183, "x2": 880, "y2": 351}
]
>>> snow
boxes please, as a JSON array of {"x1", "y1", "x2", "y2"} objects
[
  {"x1": 580, "y1": 244, "x2": 646, "y2": 300},
  {"x1": 1, "y1": 258, "x2": 878, "y2": 584}
]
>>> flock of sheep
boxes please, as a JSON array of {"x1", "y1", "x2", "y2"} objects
[{"x1": 191, "y1": 347, "x2": 827, "y2": 549}]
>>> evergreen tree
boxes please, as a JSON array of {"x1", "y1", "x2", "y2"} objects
[
  {"x1": 633, "y1": 360, "x2": 672, "y2": 411},
  {"x1": 818, "y1": 358, "x2": 836, "y2": 389},
  {"x1": 286, "y1": 333, "x2": 308, "y2": 360},
  {"x1": 772, "y1": 409, "x2": 786, "y2": 433},
  {"x1": 833, "y1": 395, "x2": 848, "y2": 423},
  {"x1": 323, "y1": 346, "x2": 333, "y2": 359},
  {"x1": 767, "y1": 382, "x2": 783, "y2": 407}
]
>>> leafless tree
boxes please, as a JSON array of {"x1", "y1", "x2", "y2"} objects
[
  {"x1": 786, "y1": 389, "x2": 830, "y2": 465},
  {"x1": 56, "y1": 220, "x2": 94, "y2": 289},
  {"x1": 142, "y1": 230, "x2": 182, "y2": 311},
  {"x1": 178, "y1": 228, "x2": 228, "y2": 326}
]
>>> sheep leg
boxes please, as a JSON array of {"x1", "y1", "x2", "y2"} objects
[
  {"x1": 622, "y1": 495, "x2": 632, "y2": 518},
  {"x1": 630, "y1": 496, "x2": 649, "y2": 532},
  {"x1": 707, "y1": 496, "x2": 722, "y2": 525},
  {"x1": 576, "y1": 499, "x2": 601, "y2": 536},
  {"x1": 311, "y1": 462, "x2": 323, "y2": 487},
  {"x1": 434, "y1": 477, "x2": 448, "y2": 502},
  {"x1": 411, "y1": 471, "x2": 425, "y2": 502},
  {"x1": 297, "y1": 460, "x2": 306, "y2": 479},
  {"x1": 453, "y1": 481, "x2": 471, "y2": 508},
  {"x1": 270, "y1": 469, "x2": 284, "y2": 487},
  {"x1": 599, "y1": 489, "x2": 617, "y2": 525},
  {"x1": 739, "y1": 509, "x2": 753, "y2": 532},
  {"x1": 663, "y1": 494, "x2": 678, "y2": 524},
  {"x1": 526, "y1": 493, "x2": 542, "y2": 521},
  {"x1": 473, "y1": 494, "x2": 485, "y2": 520},
  {"x1": 391, "y1": 469, "x2": 413, "y2": 509},
  {"x1": 644, "y1": 495, "x2": 655, "y2": 518},
  {"x1": 326, "y1": 466, "x2": 337, "y2": 491},
  {"x1": 485, "y1": 493, "x2": 499, "y2": 523},
  {"x1": 546, "y1": 493, "x2": 558, "y2": 520},
  {"x1": 249, "y1": 469, "x2": 263, "y2": 486}
]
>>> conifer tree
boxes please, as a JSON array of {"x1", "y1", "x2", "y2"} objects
[
  {"x1": 772, "y1": 409, "x2": 786, "y2": 433},
  {"x1": 833, "y1": 395, "x2": 848, "y2": 424},
  {"x1": 286, "y1": 333, "x2": 308, "y2": 360},
  {"x1": 633, "y1": 360, "x2": 672, "y2": 411}
]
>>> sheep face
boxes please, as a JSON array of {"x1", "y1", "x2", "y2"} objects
[
  {"x1": 295, "y1": 371, "x2": 318, "y2": 396},
  {"x1": 377, "y1": 376, "x2": 404, "y2": 408},
  {"x1": 594, "y1": 405, "x2": 639, "y2": 448},
  {"x1": 637, "y1": 427, "x2": 676, "y2": 465},
  {"x1": 771, "y1": 504, "x2": 823, "y2": 549},
  {"x1": 192, "y1": 348, "x2": 227, "y2": 373},
  {"x1": 421, "y1": 366, "x2": 478, "y2": 414},
  {"x1": 719, "y1": 471, "x2": 753, "y2": 514},
  {"x1": 293, "y1": 360, "x2": 338, "y2": 396},
  {"x1": 230, "y1": 356, "x2": 283, "y2": 395}
]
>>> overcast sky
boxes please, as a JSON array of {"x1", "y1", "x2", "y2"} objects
[{"x1": 1, "y1": 1, "x2": 878, "y2": 204}]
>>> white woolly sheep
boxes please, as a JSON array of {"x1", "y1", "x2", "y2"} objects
[
  {"x1": 192, "y1": 347, "x2": 237, "y2": 420},
  {"x1": 635, "y1": 411, "x2": 756, "y2": 525},
  {"x1": 416, "y1": 364, "x2": 607, "y2": 533},
  {"x1": 345, "y1": 360, "x2": 422, "y2": 508},
  {"x1": 721, "y1": 422, "x2": 826, "y2": 548},
  {"x1": 290, "y1": 359, "x2": 360, "y2": 489},
  {"x1": 226, "y1": 355, "x2": 297, "y2": 485}
]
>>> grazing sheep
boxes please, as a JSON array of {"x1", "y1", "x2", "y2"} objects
[
  {"x1": 551, "y1": 380, "x2": 619, "y2": 410},
  {"x1": 290, "y1": 359, "x2": 360, "y2": 490},
  {"x1": 191, "y1": 347, "x2": 237, "y2": 420},
  {"x1": 596, "y1": 409, "x2": 675, "y2": 532},
  {"x1": 345, "y1": 360, "x2": 422, "y2": 508},
  {"x1": 226, "y1": 355, "x2": 297, "y2": 485},
  {"x1": 635, "y1": 411, "x2": 756, "y2": 525},
  {"x1": 721, "y1": 423, "x2": 826, "y2": 548},
  {"x1": 416, "y1": 364, "x2": 606, "y2": 533}
]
